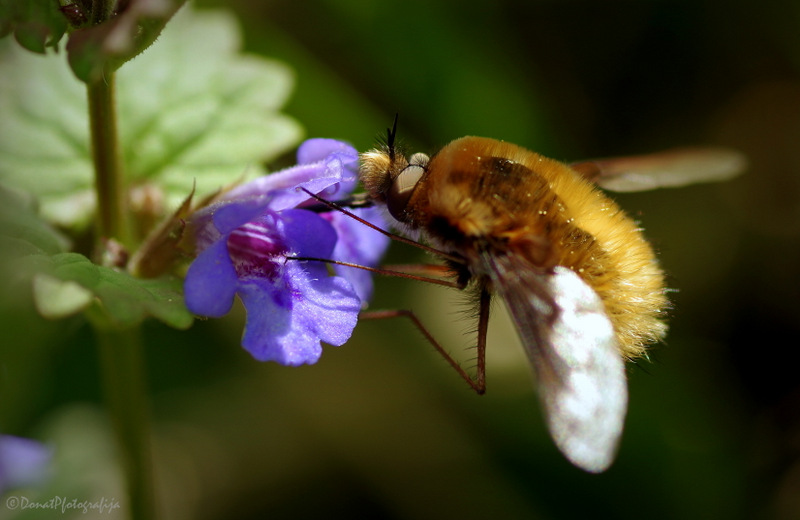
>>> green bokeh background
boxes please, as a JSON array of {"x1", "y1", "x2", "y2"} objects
[{"x1": 3, "y1": 1, "x2": 800, "y2": 518}]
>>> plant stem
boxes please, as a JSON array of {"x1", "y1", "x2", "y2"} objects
[
  {"x1": 87, "y1": 70, "x2": 153, "y2": 518},
  {"x1": 87, "y1": 73, "x2": 129, "y2": 248},
  {"x1": 96, "y1": 327, "x2": 155, "y2": 520}
]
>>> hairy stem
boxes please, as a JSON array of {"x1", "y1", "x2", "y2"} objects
[
  {"x1": 87, "y1": 73, "x2": 129, "y2": 249},
  {"x1": 87, "y1": 64, "x2": 153, "y2": 519}
]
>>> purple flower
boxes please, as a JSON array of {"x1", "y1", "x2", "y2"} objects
[
  {"x1": 184, "y1": 139, "x2": 389, "y2": 365},
  {"x1": 0, "y1": 435, "x2": 52, "y2": 492}
]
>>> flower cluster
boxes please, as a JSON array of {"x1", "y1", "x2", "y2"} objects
[{"x1": 184, "y1": 139, "x2": 389, "y2": 366}]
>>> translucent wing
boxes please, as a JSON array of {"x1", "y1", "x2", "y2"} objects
[
  {"x1": 570, "y1": 147, "x2": 746, "y2": 192},
  {"x1": 483, "y1": 256, "x2": 627, "y2": 473}
]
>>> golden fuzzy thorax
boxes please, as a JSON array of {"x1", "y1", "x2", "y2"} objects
[{"x1": 363, "y1": 136, "x2": 668, "y2": 359}]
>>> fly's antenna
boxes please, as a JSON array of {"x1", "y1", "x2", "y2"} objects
[{"x1": 386, "y1": 113, "x2": 399, "y2": 161}]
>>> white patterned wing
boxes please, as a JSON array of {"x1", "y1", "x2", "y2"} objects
[
  {"x1": 485, "y1": 258, "x2": 628, "y2": 473},
  {"x1": 534, "y1": 267, "x2": 627, "y2": 472}
]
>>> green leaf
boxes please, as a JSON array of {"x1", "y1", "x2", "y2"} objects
[
  {"x1": 0, "y1": 186, "x2": 68, "y2": 318},
  {"x1": 32, "y1": 272, "x2": 94, "y2": 318},
  {"x1": 23, "y1": 252, "x2": 193, "y2": 329},
  {"x1": 0, "y1": 6, "x2": 302, "y2": 230},
  {"x1": 0, "y1": 0, "x2": 68, "y2": 53},
  {"x1": 0, "y1": 183, "x2": 70, "y2": 256},
  {"x1": 66, "y1": 0, "x2": 186, "y2": 83}
]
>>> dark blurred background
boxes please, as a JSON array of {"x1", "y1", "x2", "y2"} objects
[{"x1": 4, "y1": 1, "x2": 800, "y2": 518}]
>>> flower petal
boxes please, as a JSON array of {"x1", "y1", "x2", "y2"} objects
[
  {"x1": 221, "y1": 139, "x2": 359, "y2": 211},
  {"x1": 238, "y1": 261, "x2": 360, "y2": 365},
  {"x1": 279, "y1": 209, "x2": 338, "y2": 261},
  {"x1": 212, "y1": 196, "x2": 274, "y2": 235},
  {"x1": 298, "y1": 138, "x2": 359, "y2": 197},
  {"x1": 0, "y1": 435, "x2": 52, "y2": 492},
  {"x1": 184, "y1": 239, "x2": 238, "y2": 317},
  {"x1": 221, "y1": 163, "x2": 327, "y2": 207},
  {"x1": 296, "y1": 138, "x2": 356, "y2": 164},
  {"x1": 318, "y1": 148, "x2": 359, "y2": 198},
  {"x1": 290, "y1": 263, "x2": 361, "y2": 347},
  {"x1": 237, "y1": 278, "x2": 297, "y2": 362},
  {"x1": 325, "y1": 206, "x2": 391, "y2": 302}
]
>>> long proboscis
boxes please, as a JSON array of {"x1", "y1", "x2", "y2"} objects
[{"x1": 298, "y1": 188, "x2": 466, "y2": 265}]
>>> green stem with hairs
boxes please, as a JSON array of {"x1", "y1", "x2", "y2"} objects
[
  {"x1": 87, "y1": 73, "x2": 129, "y2": 247},
  {"x1": 87, "y1": 71, "x2": 154, "y2": 519}
]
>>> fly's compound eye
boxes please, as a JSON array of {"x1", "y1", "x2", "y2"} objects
[{"x1": 387, "y1": 153, "x2": 429, "y2": 222}]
